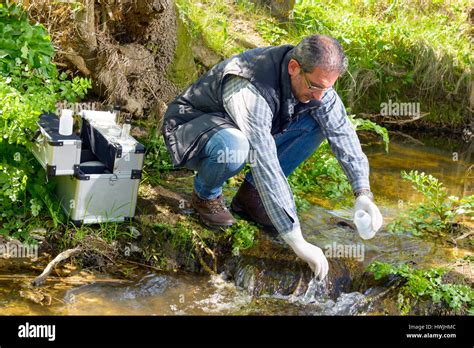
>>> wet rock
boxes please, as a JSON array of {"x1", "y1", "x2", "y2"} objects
[
  {"x1": 220, "y1": 231, "x2": 365, "y2": 300},
  {"x1": 19, "y1": 289, "x2": 52, "y2": 306}
]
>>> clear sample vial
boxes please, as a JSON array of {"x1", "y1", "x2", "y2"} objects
[{"x1": 120, "y1": 118, "x2": 131, "y2": 140}]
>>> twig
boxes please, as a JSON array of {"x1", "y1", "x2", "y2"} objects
[
  {"x1": 121, "y1": 259, "x2": 164, "y2": 272},
  {"x1": 31, "y1": 247, "x2": 82, "y2": 287},
  {"x1": 357, "y1": 112, "x2": 429, "y2": 125},
  {"x1": 390, "y1": 131, "x2": 425, "y2": 146},
  {"x1": 455, "y1": 231, "x2": 474, "y2": 241}
]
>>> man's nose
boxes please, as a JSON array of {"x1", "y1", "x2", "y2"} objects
[{"x1": 311, "y1": 90, "x2": 324, "y2": 101}]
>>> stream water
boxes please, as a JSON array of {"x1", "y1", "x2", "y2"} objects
[{"x1": 0, "y1": 132, "x2": 472, "y2": 315}]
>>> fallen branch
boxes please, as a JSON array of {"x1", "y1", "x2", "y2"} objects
[
  {"x1": 356, "y1": 112, "x2": 429, "y2": 125},
  {"x1": 121, "y1": 259, "x2": 164, "y2": 272},
  {"x1": 383, "y1": 112, "x2": 429, "y2": 124},
  {"x1": 32, "y1": 247, "x2": 82, "y2": 287},
  {"x1": 455, "y1": 231, "x2": 474, "y2": 241},
  {"x1": 390, "y1": 131, "x2": 425, "y2": 146}
]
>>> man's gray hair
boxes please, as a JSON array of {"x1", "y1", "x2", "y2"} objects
[{"x1": 291, "y1": 35, "x2": 348, "y2": 75}]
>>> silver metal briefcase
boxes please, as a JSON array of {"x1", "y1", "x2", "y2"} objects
[
  {"x1": 31, "y1": 113, "x2": 81, "y2": 176},
  {"x1": 53, "y1": 161, "x2": 140, "y2": 224}
]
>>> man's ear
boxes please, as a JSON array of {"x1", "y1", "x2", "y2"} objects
[{"x1": 288, "y1": 59, "x2": 300, "y2": 76}]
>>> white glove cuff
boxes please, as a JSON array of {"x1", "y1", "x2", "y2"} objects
[{"x1": 281, "y1": 227, "x2": 305, "y2": 247}]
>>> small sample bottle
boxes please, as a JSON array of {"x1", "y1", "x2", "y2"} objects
[
  {"x1": 120, "y1": 118, "x2": 131, "y2": 140},
  {"x1": 113, "y1": 105, "x2": 121, "y2": 123},
  {"x1": 59, "y1": 109, "x2": 74, "y2": 136},
  {"x1": 354, "y1": 210, "x2": 375, "y2": 240}
]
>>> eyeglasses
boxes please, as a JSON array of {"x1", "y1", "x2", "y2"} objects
[{"x1": 301, "y1": 71, "x2": 331, "y2": 93}]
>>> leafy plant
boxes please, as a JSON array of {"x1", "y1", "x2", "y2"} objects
[
  {"x1": 368, "y1": 261, "x2": 473, "y2": 315},
  {"x1": 0, "y1": 3, "x2": 55, "y2": 78},
  {"x1": 388, "y1": 170, "x2": 473, "y2": 237},
  {"x1": 0, "y1": 3, "x2": 91, "y2": 240},
  {"x1": 142, "y1": 131, "x2": 174, "y2": 173},
  {"x1": 225, "y1": 219, "x2": 258, "y2": 256},
  {"x1": 348, "y1": 115, "x2": 389, "y2": 152}
]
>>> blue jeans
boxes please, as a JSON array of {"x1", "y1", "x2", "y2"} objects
[{"x1": 184, "y1": 112, "x2": 325, "y2": 199}]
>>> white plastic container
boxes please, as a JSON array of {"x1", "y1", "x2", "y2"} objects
[
  {"x1": 354, "y1": 210, "x2": 376, "y2": 240},
  {"x1": 59, "y1": 109, "x2": 74, "y2": 136}
]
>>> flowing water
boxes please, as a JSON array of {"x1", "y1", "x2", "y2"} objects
[{"x1": 0, "y1": 133, "x2": 472, "y2": 315}]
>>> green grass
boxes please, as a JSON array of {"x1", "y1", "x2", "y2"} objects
[{"x1": 175, "y1": 0, "x2": 269, "y2": 57}]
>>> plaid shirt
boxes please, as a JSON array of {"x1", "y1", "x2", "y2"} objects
[{"x1": 223, "y1": 76, "x2": 370, "y2": 236}]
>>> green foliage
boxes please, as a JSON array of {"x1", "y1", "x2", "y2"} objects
[
  {"x1": 348, "y1": 115, "x2": 390, "y2": 152},
  {"x1": 0, "y1": 4, "x2": 91, "y2": 146},
  {"x1": 0, "y1": 74, "x2": 90, "y2": 146},
  {"x1": 289, "y1": 141, "x2": 352, "y2": 202},
  {"x1": 142, "y1": 130, "x2": 174, "y2": 173},
  {"x1": 0, "y1": 3, "x2": 91, "y2": 240},
  {"x1": 388, "y1": 170, "x2": 473, "y2": 237},
  {"x1": 235, "y1": 0, "x2": 256, "y2": 12},
  {"x1": 225, "y1": 219, "x2": 258, "y2": 256},
  {"x1": 0, "y1": 143, "x2": 66, "y2": 241},
  {"x1": 0, "y1": 3, "x2": 54, "y2": 78},
  {"x1": 0, "y1": 161, "x2": 28, "y2": 235},
  {"x1": 368, "y1": 261, "x2": 474, "y2": 314},
  {"x1": 154, "y1": 222, "x2": 193, "y2": 252}
]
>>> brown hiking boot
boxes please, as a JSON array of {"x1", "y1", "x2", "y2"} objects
[
  {"x1": 191, "y1": 191, "x2": 235, "y2": 228},
  {"x1": 231, "y1": 180, "x2": 275, "y2": 229}
]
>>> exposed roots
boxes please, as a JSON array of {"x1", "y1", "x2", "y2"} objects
[{"x1": 24, "y1": 0, "x2": 181, "y2": 118}]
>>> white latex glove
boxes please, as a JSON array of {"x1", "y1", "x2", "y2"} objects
[
  {"x1": 282, "y1": 230, "x2": 329, "y2": 280},
  {"x1": 354, "y1": 195, "x2": 383, "y2": 232}
]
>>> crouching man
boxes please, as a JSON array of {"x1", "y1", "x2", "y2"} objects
[{"x1": 162, "y1": 35, "x2": 383, "y2": 279}]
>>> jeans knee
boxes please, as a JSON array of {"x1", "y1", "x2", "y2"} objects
[{"x1": 211, "y1": 128, "x2": 249, "y2": 172}]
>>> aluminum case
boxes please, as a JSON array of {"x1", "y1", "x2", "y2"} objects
[
  {"x1": 31, "y1": 113, "x2": 82, "y2": 176},
  {"x1": 53, "y1": 161, "x2": 140, "y2": 224}
]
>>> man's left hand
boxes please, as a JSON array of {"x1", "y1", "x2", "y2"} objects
[{"x1": 354, "y1": 195, "x2": 383, "y2": 232}]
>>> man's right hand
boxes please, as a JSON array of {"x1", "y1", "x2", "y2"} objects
[{"x1": 282, "y1": 232, "x2": 329, "y2": 280}]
